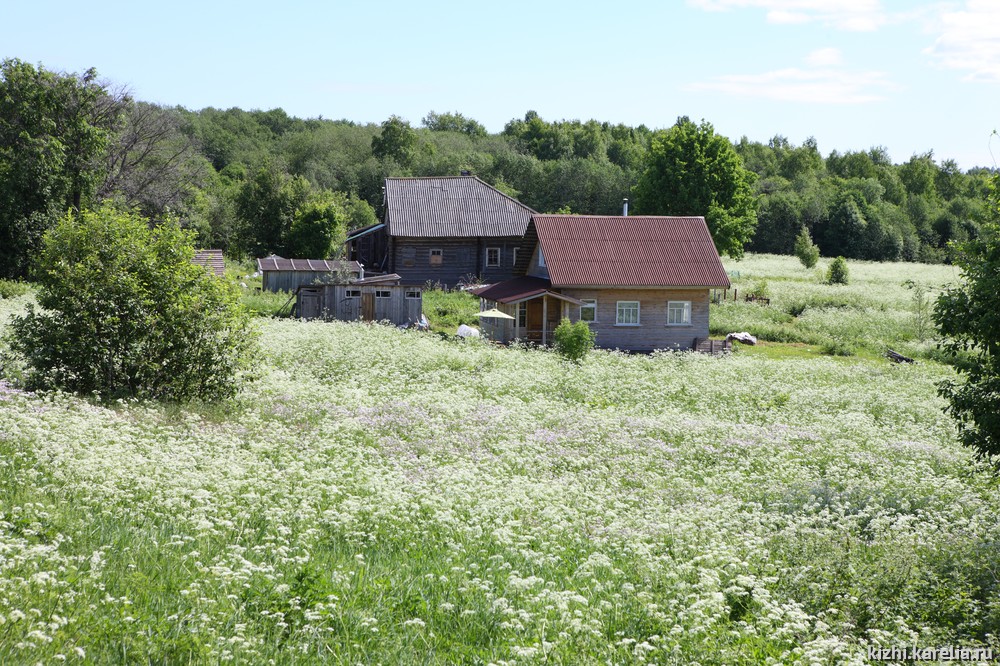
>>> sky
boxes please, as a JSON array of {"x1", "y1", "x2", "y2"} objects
[{"x1": 4, "y1": 0, "x2": 999, "y2": 170}]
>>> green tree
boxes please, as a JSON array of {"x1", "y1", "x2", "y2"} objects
[
  {"x1": 934, "y1": 174, "x2": 1000, "y2": 465},
  {"x1": 793, "y1": 226, "x2": 820, "y2": 268},
  {"x1": 826, "y1": 256, "x2": 849, "y2": 285},
  {"x1": 234, "y1": 162, "x2": 311, "y2": 257},
  {"x1": 633, "y1": 117, "x2": 757, "y2": 258},
  {"x1": 421, "y1": 110, "x2": 487, "y2": 137},
  {"x1": 4, "y1": 205, "x2": 257, "y2": 401},
  {"x1": 553, "y1": 318, "x2": 596, "y2": 363},
  {"x1": 371, "y1": 115, "x2": 417, "y2": 166},
  {"x1": 285, "y1": 196, "x2": 346, "y2": 259},
  {"x1": 0, "y1": 58, "x2": 127, "y2": 278}
]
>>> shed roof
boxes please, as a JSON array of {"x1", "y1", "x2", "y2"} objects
[
  {"x1": 531, "y1": 215, "x2": 731, "y2": 288},
  {"x1": 471, "y1": 276, "x2": 583, "y2": 306},
  {"x1": 385, "y1": 176, "x2": 536, "y2": 238},
  {"x1": 192, "y1": 249, "x2": 225, "y2": 277},
  {"x1": 256, "y1": 256, "x2": 362, "y2": 273}
]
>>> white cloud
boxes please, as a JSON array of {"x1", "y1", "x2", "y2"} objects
[
  {"x1": 688, "y1": 65, "x2": 896, "y2": 104},
  {"x1": 686, "y1": 0, "x2": 888, "y2": 31},
  {"x1": 924, "y1": 0, "x2": 1000, "y2": 82},
  {"x1": 806, "y1": 47, "x2": 844, "y2": 67}
]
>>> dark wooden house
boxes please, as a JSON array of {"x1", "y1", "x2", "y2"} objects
[
  {"x1": 346, "y1": 176, "x2": 535, "y2": 288},
  {"x1": 296, "y1": 274, "x2": 423, "y2": 326}
]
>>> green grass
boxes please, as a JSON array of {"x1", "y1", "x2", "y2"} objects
[
  {"x1": 1, "y1": 256, "x2": 998, "y2": 664},
  {"x1": 420, "y1": 287, "x2": 480, "y2": 331}
]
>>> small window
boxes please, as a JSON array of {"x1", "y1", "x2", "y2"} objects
[
  {"x1": 346, "y1": 289, "x2": 361, "y2": 298},
  {"x1": 512, "y1": 247, "x2": 519, "y2": 266},
  {"x1": 486, "y1": 247, "x2": 500, "y2": 267},
  {"x1": 580, "y1": 299, "x2": 597, "y2": 323},
  {"x1": 616, "y1": 301, "x2": 640, "y2": 326},
  {"x1": 517, "y1": 302, "x2": 527, "y2": 328},
  {"x1": 375, "y1": 290, "x2": 391, "y2": 299},
  {"x1": 537, "y1": 248, "x2": 545, "y2": 267},
  {"x1": 667, "y1": 301, "x2": 691, "y2": 325},
  {"x1": 405, "y1": 290, "x2": 421, "y2": 300},
  {"x1": 429, "y1": 249, "x2": 443, "y2": 266}
]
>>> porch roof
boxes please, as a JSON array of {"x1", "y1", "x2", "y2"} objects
[{"x1": 471, "y1": 276, "x2": 584, "y2": 306}]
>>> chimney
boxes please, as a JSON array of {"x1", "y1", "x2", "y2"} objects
[{"x1": 623, "y1": 198, "x2": 629, "y2": 217}]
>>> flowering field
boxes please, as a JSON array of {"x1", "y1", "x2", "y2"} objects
[{"x1": 2, "y1": 265, "x2": 1000, "y2": 664}]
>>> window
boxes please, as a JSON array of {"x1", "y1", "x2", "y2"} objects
[
  {"x1": 405, "y1": 290, "x2": 421, "y2": 300},
  {"x1": 580, "y1": 299, "x2": 597, "y2": 323},
  {"x1": 537, "y1": 248, "x2": 545, "y2": 267},
  {"x1": 345, "y1": 289, "x2": 361, "y2": 298},
  {"x1": 616, "y1": 301, "x2": 640, "y2": 326},
  {"x1": 517, "y1": 302, "x2": 527, "y2": 328},
  {"x1": 375, "y1": 290, "x2": 391, "y2": 299},
  {"x1": 486, "y1": 247, "x2": 500, "y2": 267},
  {"x1": 429, "y1": 248, "x2": 443, "y2": 266},
  {"x1": 512, "y1": 247, "x2": 519, "y2": 266},
  {"x1": 667, "y1": 300, "x2": 691, "y2": 325}
]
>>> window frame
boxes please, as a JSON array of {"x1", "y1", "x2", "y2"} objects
[
  {"x1": 579, "y1": 299, "x2": 598, "y2": 323},
  {"x1": 512, "y1": 247, "x2": 519, "y2": 266},
  {"x1": 615, "y1": 300, "x2": 640, "y2": 326},
  {"x1": 485, "y1": 247, "x2": 500, "y2": 267},
  {"x1": 374, "y1": 289, "x2": 391, "y2": 299},
  {"x1": 666, "y1": 300, "x2": 692, "y2": 326},
  {"x1": 405, "y1": 290, "x2": 421, "y2": 300},
  {"x1": 345, "y1": 288, "x2": 361, "y2": 298},
  {"x1": 429, "y1": 248, "x2": 443, "y2": 266}
]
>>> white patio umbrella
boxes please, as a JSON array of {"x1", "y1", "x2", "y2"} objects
[{"x1": 478, "y1": 308, "x2": 515, "y2": 320}]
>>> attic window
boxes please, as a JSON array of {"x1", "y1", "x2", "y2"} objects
[
  {"x1": 430, "y1": 248, "x2": 443, "y2": 266},
  {"x1": 486, "y1": 247, "x2": 500, "y2": 267}
]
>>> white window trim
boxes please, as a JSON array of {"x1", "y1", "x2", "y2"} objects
[
  {"x1": 485, "y1": 247, "x2": 500, "y2": 267},
  {"x1": 375, "y1": 290, "x2": 391, "y2": 299},
  {"x1": 405, "y1": 290, "x2": 421, "y2": 300},
  {"x1": 580, "y1": 299, "x2": 598, "y2": 324},
  {"x1": 345, "y1": 289, "x2": 361, "y2": 298},
  {"x1": 667, "y1": 300, "x2": 692, "y2": 326},
  {"x1": 615, "y1": 300, "x2": 640, "y2": 326},
  {"x1": 429, "y1": 248, "x2": 443, "y2": 266}
]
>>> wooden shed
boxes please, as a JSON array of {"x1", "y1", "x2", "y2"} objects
[
  {"x1": 256, "y1": 256, "x2": 363, "y2": 293},
  {"x1": 296, "y1": 274, "x2": 423, "y2": 326}
]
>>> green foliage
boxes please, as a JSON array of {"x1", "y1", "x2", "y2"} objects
[
  {"x1": 633, "y1": 117, "x2": 758, "y2": 258},
  {"x1": 285, "y1": 196, "x2": 346, "y2": 259},
  {"x1": 371, "y1": 115, "x2": 417, "y2": 166},
  {"x1": 793, "y1": 226, "x2": 820, "y2": 268},
  {"x1": 420, "y1": 288, "x2": 480, "y2": 330},
  {"x1": 747, "y1": 279, "x2": 771, "y2": 300},
  {"x1": 0, "y1": 279, "x2": 30, "y2": 299},
  {"x1": 826, "y1": 256, "x2": 849, "y2": 285},
  {"x1": 4, "y1": 205, "x2": 257, "y2": 401},
  {"x1": 0, "y1": 58, "x2": 127, "y2": 278},
  {"x1": 421, "y1": 110, "x2": 487, "y2": 137},
  {"x1": 233, "y1": 162, "x2": 311, "y2": 257},
  {"x1": 552, "y1": 318, "x2": 596, "y2": 363},
  {"x1": 934, "y1": 175, "x2": 1000, "y2": 466}
]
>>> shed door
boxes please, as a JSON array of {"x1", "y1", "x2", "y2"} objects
[{"x1": 361, "y1": 293, "x2": 375, "y2": 321}]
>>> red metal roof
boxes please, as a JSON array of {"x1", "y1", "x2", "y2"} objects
[
  {"x1": 385, "y1": 176, "x2": 536, "y2": 238},
  {"x1": 471, "y1": 276, "x2": 583, "y2": 305},
  {"x1": 531, "y1": 215, "x2": 731, "y2": 288}
]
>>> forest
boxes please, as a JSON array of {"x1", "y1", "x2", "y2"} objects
[{"x1": 1, "y1": 58, "x2": 996, "y2": 279}]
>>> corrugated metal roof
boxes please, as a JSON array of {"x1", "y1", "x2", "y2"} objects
[
  {"x1": 193, "y1": 249, "x2": 225, "y2": 277},
  {"x1": 256, "y1": 256, "x2": 363, "y2": 273},
  {"x1": 386, "y1": 176, "x2": 536, "y2": 238},
  {"x1": 532, "y1": 215, "x2": 731, "y2": 288},
  {"x1": 470, "y1": 276, "x2": 582, "y2": 305}
]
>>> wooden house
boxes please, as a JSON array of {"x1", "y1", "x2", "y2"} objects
[
  {"x1": 472, "y1": 215, "x2": 731, "y2": 352},
  {"x1": 192, "y1": 249, "x2": 225, "y2": 277},
  {"x1": 256, "y1": 256, "x2": 362, "y2": 293},
  {"x1": 296, "y1": 274, "x2": 423, "y2": 326},
  {"x1": 346, "y1": 176, "x2": 535, "y2": 288}
]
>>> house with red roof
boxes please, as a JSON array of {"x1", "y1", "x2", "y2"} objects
[{"x1": 472, "y1": 215, "x2": 731, "y2": 352}]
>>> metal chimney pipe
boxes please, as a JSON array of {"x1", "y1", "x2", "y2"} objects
[{"x1": 623, "y1": 198, "x2": 629, "y2": 216}]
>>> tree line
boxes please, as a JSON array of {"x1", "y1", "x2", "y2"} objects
[{"x1": 1, "y1": 58, "x2": 994, "y2": 279}]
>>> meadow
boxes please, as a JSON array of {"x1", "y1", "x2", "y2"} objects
[{"x1": 1, "y1": 255, "x2": 998, "y2": 664}]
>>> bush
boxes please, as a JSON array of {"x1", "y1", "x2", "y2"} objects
[
  {"x1": 4, "y1": 205, "x2": 258, "y2": 401},
  {"x1": 553, "y1": 318, "x2": 596, "y2": 363},
  {"x1": 793, "y1": 226, "x2": 820, "y2": 268},
  {"x1": 826, "y1": 256, "x2": 849, "y2": 285},
  {"x1": 0, "y1": 279, "x2": 30, "y2": 299},
  {"x1": 748, "y1": 279, "x2": 771, "y2": 300}
]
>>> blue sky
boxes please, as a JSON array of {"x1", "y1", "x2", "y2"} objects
[{"x1": 5, "y1": 0, "x2": 998, "y2": 169}]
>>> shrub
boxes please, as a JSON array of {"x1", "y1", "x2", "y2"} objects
[
  {"x1": 793, "y1": 226, "x2": 820, "y2": 268},
  {"x1": 4, "y1": 205, "x2": 258, "y2": 401},
  {"x1": 748, "y1": 279, "x2": 771, "y2": 300},
  {"x1": 820, "y1": 338, "x2": 856, "y2": 357},
  {"x1": 553, "y1": 318, "x2": 596, "y2": 363},
  {"x1": 0, "y1": 279, "x2": 30, "y2": 299},
  {"x1": 826, "y1": 256, "x2": 849, "y2": 285}
]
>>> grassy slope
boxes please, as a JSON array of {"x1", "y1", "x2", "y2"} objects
[{"x1": 1, "y1": 258, "x2": 998, "y2": 664}]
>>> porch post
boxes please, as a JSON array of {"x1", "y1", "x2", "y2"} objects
[{"x1": 542, "y1": 295, "x2": 548, "y2": 345}]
